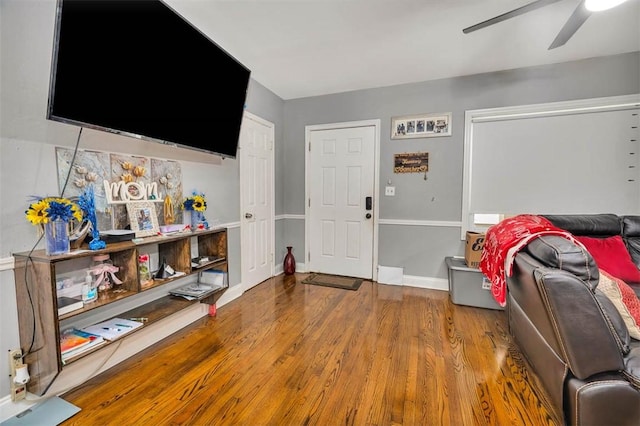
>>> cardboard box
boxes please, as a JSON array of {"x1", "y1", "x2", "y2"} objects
[
  {"x1": 464, "y1": 231, "x2": 485, "y2": 268},
  {"x1": 445, "y1": 257, "x2": 502, "y2": 310}
]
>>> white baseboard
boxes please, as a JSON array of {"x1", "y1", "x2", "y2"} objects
[
  {"x1": 216, "y1": 284, "x2": 243, "y2": 307},
  {"x1": 402, "y1": 275, "x2": 449, "y2": 292},
  {"x1": 274, "y1": 263, "x2": 283, "y2": 276},
  {"x1": 274, "y1": 262, "x2": 306, "y2": 276},
  {"x1": 377, "y1": 266, "x2": 404, "y2": 285},
  {"x1": 0, "y1": 256, "x2": 14, "y2": 272}
]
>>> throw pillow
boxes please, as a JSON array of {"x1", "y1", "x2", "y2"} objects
[
  {"x1": 576, "y1": 235, "x2": 640, "y2": 283},
  {"x1": 598, "y1": 270, "x2": 640, "y2": 340}
]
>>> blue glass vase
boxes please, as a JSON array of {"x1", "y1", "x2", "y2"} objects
[
  {"x1": 190, "y1": 210, "x2": 204, "y2": 231},
  {"x1": 44, "y1": 219, "x2": 70, "y2": 256}
]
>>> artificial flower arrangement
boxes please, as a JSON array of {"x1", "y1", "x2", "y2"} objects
[
  {"x1": 182, "y1": 192, "x2": 207, "y2": 212},
  {"x1": 25, "y1": 196, "x2": 82, "y2": 225},
  {"x1": 25, "y1": 196, "x2": 83, "y2": 255},
  {"x1": 181, "y1": 192, "x2": 208, "y2": 231},
  {"x1": 77, "y1": 185, "x2": 106, "y2": 250}
]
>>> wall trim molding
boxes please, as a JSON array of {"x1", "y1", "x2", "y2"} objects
[
  {"x1": 0, "y1": 257, "x2": 14, "y2": 272},
  {"x1": 216, "y1": 284, "x2": 243, "y2": 307},
  {"x1": 275, "y1": 216, "x2": 462, "y2": 228},
  {"x1": 223, "y1": 221, "x2": 240, "y2": 229},
  {"x1": 403, "y1": 275, "x2": 449, "y2": 292},
  {"x1": 276, "y1": 214, "x2": 305, "y2": 221},
  {"x1": 378, "y1": 219, "x2": 462, "y2": 227},
  {"x1": 274, "y1": 262, "x2": 306, "y2": 276}
]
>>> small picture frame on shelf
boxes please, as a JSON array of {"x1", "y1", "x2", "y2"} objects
[{"x1": 126, "y1": 202, "x2": 160, "y2": 237}]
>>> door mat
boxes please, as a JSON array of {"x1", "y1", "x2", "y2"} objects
[{"x1": 301, "y1": 273, "x2": 363, "y2": 291}]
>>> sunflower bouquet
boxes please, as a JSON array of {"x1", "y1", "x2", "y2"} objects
[
  {"x1": 26, "y1": 196, "x2": 83, "y2": 255},
  {"x1": 181, "y1": 193, "x2": 207, "y2": 212},
  {"x1": 25, "y1": 196, "x2": 83, "y2": 225}
]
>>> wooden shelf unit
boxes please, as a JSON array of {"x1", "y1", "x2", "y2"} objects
[{"x1": 12, "y1": 228, "x2": 228, "y2": 395}]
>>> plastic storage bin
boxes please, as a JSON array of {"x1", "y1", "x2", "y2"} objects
[{"x1": 445, "y1": 256, "x2": 503, "y2": 310}]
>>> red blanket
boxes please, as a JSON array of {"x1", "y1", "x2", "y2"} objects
[{"x1": 479, "y1": 215, "x2": 577, "y2": 307}]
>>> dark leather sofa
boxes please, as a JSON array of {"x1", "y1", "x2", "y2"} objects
[{"x1": 507, "y1": 214, "x2": 640, "y2": 425}]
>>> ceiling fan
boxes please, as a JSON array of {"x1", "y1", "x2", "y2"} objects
[{"x1": 463, "y1": 0, "x2": 632, "y2": 50}]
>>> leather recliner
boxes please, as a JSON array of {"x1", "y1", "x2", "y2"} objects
[{"x1": 507, "y1": 214, "x2": 640, "y2": 425}]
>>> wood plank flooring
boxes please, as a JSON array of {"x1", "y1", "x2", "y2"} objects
[{"x1": 61, "y1": 274, "x2": 560, "y2": 425}]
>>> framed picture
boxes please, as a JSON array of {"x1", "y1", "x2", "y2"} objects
[
  {"x1": 126, "y1": 202, "x2": 159, "y2": 237},
  {"x1": 391, "y1": 112, "x2": 452, "y2": 139}
]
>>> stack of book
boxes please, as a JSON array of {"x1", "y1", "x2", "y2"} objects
[
  {"x1": 81, "y1": 318, "x2": 144, "y2": 341},
  {"x1": 60, "y1": 329, "x2": 105, "y2": 363},
  {"x1": 169, "y1": 283, "x2": 217, "y2": 300}
]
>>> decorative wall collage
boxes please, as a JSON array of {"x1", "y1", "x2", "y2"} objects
[
  {"x1": 390, "y1": 112, "x2": 451, "y2": 177},
  {"x1": 56, "y1": 148, "x2": 183, "y2": 231}
]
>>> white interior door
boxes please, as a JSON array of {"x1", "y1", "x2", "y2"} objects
[
  {"x1": 240, "y1": 112, "x2": 274, "y2": 291},
  {"x1": 307, "y1": 124, "x2": 377, "y2": 279}
]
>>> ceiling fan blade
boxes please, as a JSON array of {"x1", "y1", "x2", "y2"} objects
[
  {"x1": 548, "y1": 0, "x2": 592, "y2": 49},
  {"x1": 463, "y1": 0, "x2": 564, "y2": 34}
]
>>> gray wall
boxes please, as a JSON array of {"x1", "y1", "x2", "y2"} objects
[
  {"x1": 283, "y1": 51, "x2": 640, "y2": 278},
  {"x1": 1, "y1": 0, "x2": 638, "y2": 406},
  {"x1": 0, "y1": 0, "x2": 284, "y2": 400}
]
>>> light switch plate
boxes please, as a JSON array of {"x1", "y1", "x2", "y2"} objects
[{"x1": 385, "y1": 186, "x2": 395, "y2": 196}]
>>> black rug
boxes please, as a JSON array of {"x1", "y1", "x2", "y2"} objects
[{"x1": 301, "y1": 273, "x2": 363, "y2": 291}]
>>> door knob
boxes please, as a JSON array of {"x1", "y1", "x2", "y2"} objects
[
  {"x1": 245, "y1": 213, "x2": 253, "y2": 219},
  {"x1": 366, "y1": 213, "x2": 372, "y2": 219}
]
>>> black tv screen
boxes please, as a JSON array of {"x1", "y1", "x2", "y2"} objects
[{"x1": 48, "y1": 0, "x2": 250, "y2": 158}]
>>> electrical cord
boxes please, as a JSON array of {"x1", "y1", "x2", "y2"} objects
[
  {"x1": 23, "y1": 127, "x2": 83, "y2": 357},
  {"x1": 25, "y1": 338, "x2": 124, "y2": 402}
]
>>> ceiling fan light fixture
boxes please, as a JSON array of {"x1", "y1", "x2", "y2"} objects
[{"x1": 584, "y1": 0, "x2": 630, "y2": 12}]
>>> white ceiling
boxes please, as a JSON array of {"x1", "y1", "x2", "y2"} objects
[{"x1": 165, "y1": 0, "x2": 640, "y2": 100}]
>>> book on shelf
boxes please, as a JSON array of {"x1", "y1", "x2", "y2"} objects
[
  {"x1": 169, "y1": 282, "x2": 219, "y2": 300},
  {"x1": 60, "y1": 329, "x2": 105, "y2": 361},
  {"x1": 199, "y1": 269, "x2": 227, "y2": 287},
  {"x1": 57, "y1": 296, "x2": 83, "y2": 316},
  {"x1": 81, "y1": 317, "x2": 144, "y2": 341},
  {"x1": 191, "y1": 256, "x2": 226, "y2": 268}
]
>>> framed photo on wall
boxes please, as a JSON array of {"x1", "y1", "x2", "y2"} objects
[
  {"x1": 391, "y1": 112, "x2": 452, "y2": 139},
  {"x1": 126, "y1": 202, "x2": 160, "y2": 237}
]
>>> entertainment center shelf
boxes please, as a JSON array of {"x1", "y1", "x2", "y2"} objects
[{"x1": 13, "y1": 228, "x2": 228, "y2": 395}]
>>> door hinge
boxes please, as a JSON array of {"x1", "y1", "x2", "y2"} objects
[
  {"x1": 308, "y1": 198, "x2": 311, "y2": 207},
  {"x1": 308, "y1": 252, "x2": 311, "y2": 262},
  {"x1": 308, "y1": 142, "x2": 311, "y2": 152}
]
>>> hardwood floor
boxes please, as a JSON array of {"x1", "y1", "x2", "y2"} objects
[{"x1": 61, "y1": 274, "x2": 560, "y2": 425}]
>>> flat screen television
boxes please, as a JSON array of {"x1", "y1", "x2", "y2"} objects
[{"x1": 47, "y1": 0, "x2": 250, "y2": 159}]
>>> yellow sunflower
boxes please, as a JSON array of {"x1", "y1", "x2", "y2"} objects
[
  {"x1": 191, "y1": 195, "x2": 206, "y2": 212},
  {"x1": 25, "y1": 199, "x2": 50, "y2": 225}
]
